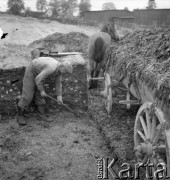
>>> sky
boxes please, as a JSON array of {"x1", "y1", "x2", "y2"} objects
[
  {"x1": 0, "y1": 0, "x2": 170, "y2": 12},
  {"x1": 91, "y1": 0, "x2": 170, "y2": 10}
]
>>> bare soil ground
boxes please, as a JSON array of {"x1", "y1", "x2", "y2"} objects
[
  {"x1": 0, "y1": 111, "x2": 110, "y2": 180},
  {"x1": 0, "y1": 14, "x2": 137, "y2": 180}
]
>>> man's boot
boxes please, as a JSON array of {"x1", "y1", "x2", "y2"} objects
[
  {"x1": 16, "y1": 107, "x2": 27, "y2": 125},
  {"x1": 37, "y1": 105, "x2": 53, "y2": 122}
]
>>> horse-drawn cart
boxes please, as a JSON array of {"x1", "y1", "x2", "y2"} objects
[{"x1": 101, "y1": 28, "x2": 170, "y2": 178}]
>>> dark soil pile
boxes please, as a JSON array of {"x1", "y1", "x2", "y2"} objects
[
  {"x1": 29, "y1": 31, "x2": 89, "y2": 58},
  {"x1": 107, "y1": 28, "x2": 170, "y2": 108}
]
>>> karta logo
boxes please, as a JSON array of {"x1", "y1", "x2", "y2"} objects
[{"x1": 96, "y1": 157, "x2": 169, "y2": 179}]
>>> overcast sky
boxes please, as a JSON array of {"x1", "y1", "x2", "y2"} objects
[
  {"x1": 91, "y1": 0, "x2": 170, "y2": 10},
  {"x1": 0, "y1": 0, "x2": 170, "y2": 11}
]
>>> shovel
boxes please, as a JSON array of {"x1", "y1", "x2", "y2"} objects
[{"x1": 46, "y1": 94, "x2": 80, "y2": 118}]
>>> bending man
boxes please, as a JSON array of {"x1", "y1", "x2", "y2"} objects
[{"x1": 17, "y1": 57, "x2": 73, "y2": 125}]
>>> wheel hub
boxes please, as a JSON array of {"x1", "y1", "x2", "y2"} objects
[
  {"x1": 136, "y1": 142, "x2": 153, "y2": 156},
  {"x1": 145, "y1": 142, "x2": 153, "y2": 156}
]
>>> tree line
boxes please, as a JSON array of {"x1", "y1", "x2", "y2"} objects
[
  {"x1": 6, "y1": 0, "x2": 157, "y2": 17},
  {"x1": 7, "y1": 0, "x2": 92, "y2": 17}
]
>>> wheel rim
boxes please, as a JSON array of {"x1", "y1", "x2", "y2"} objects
[
  {"x1": 165, "y1": 129, "x2": 170, "y2": 178},
  {"x1": 104, "y1": 73, "x2": 112, "y2": 115},
  {"x1": 134, "y1": 102, "x2": 168, "y2": 179}
]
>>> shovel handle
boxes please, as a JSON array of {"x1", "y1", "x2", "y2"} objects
[
  {"x1": 46, "y1": 94, "x2": 79, "y2": 117},
  {"x1": 46, "y1": 94, "x2": 59, "y2": 103}
]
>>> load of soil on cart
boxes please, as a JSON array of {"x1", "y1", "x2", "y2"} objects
[{"x1": 107, "y1": 28, "x2": 170, "y2": 108}]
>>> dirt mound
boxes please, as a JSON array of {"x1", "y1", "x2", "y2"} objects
[
  {"x1": 106, "y1": 28, "x2": 170, "y2": 107},
  {"x1": 29, "y1": 31, "x2": 89, "y2": 58}
]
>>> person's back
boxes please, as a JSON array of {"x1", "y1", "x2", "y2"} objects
[{"x1": 32, "y1": 57, "x2": 59, "y2": 73}]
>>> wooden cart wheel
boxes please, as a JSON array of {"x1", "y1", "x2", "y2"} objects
[
  {"x1": 104, "y1": 73, "x2": 112, "y2": 115},
  {"x1": 134, "y1": 102, "x2": 170, "y2": 179}
]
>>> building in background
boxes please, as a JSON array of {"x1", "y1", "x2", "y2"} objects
[
  {"x1": 134, "y1": 9, "x2": 170, "y2": 26},
  {"x1": 83, "y1": 10, "x2": 133, "y2": 23},
  {"x1": 83, "y1": 8, "x2": 170, "y2": 26}
]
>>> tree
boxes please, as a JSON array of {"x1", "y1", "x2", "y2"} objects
[
  {"x1": 49, "y1": 0, "x2": 60, "y2": 16},
  {"x1": 49, "y1": 0, "x2": 59, "y2": 10},
  {"x1": 60, "y1": 0, "x2": 70, "y2": 14},
  {"x1": 49, "y1": 0, "x2": 77, "y2": 17},
  {"x1": 36, "y1": 0, "x2": 47, "y2": 12},
  {"x1": 64, "y1": 0, "x2": 78, "y2": 17},
  {"x1": 68, "y1": 0, "x2": 78, "y2": 9},
  {"x1": 25, "y1": 7, "x2": 31, "y2": 16},
  {"x1": 102, "y1": 2, "x2": 116, "y2": 10},
  {"x1": 7, "y1": 0, "x2": 25, "y2": 15},
  {"x1": 78, "y1": 0, "x2": 91, "y2": 17},
  {"x1": 146, "y1": 0, "x2": 156, "y2": 9},
  {"x1": 124, "y1": 7, "x2": 129, "y2": 11}
]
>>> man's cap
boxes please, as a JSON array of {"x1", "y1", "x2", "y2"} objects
[{"x1": 61, "y1": 61, "x2": 73, "y2": 73}]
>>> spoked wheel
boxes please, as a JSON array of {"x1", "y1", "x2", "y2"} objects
[
  {"x1": 103, "y1": 73, "x2": 112, "y2": 115},
  {"x1": 134, "y1": 102, "x2": 170, "y2": 179}
]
